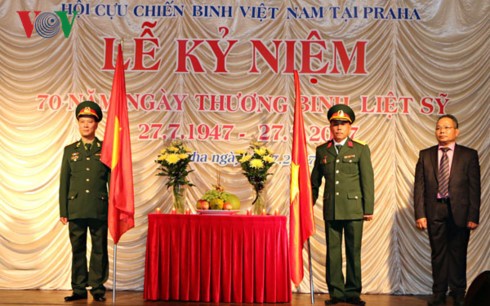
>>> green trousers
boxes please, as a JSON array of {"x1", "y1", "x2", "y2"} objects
[
  {"x1": 69, "y1": 219, "x2": 108, "y2": 296},
  {"x1": 325, "y1": 219, "x2": 363, "y2": 300}
]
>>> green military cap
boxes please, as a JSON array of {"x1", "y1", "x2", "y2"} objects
[
  {"x1": 327, "y1": 104, "x2": 355, "y2": 123},
  {"x1": 75, "y1": 101, "x2": 103, "y2": 122}
]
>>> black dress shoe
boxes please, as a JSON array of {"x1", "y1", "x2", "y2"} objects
[
  {"x1": 325, "y1": 297, "x2": 344, "y2": 305},
  {"x1": 427, "y1": 293, "x2": 446, "y2": 306},
  {"x1": 64, "y1": 293, "x2": 87, "y2": 301},
  {"x1": 346, "y1": 296, "x2": 366, "y2": 305},
  {"x1": 452, "y1": 294, "x2": 464, "y2": 306},
  {"x1": 93, "y1": 294, "x2": 106, "y2": 302}
]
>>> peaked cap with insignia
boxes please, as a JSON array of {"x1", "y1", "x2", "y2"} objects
[
  {"x1": 75, "y1": 101, "x2": 103, "y2": 122},
  {"x1": 327, "y1": 104, "x2": 355, "y2": 124}
]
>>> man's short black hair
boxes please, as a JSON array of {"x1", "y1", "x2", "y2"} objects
[{"x1": 437, "y1": 114, "x2": 459, "y2": 128}]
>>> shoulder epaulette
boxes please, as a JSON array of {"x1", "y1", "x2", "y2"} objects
[
  {"x1": 353, "y1": 139, "x2": 367, "y2": 146},
  {"x1": 66, "y1": 141, "x2": 81, "y2": 148}
]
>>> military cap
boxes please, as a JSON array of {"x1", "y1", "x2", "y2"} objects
[
  {"x1": 75, "y1": 101, "x2": 103, "y2": 122},
  {"x1": 327, "y1": 104, "x2": 355, "y2": 123}
]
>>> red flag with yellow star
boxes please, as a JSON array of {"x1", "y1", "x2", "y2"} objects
[
  {"x1": 289, "y1": 71, "x2": 315, "y2": 287},
  {"x1": 100, "y1": 44, "x2": 134, "y2": 244}
]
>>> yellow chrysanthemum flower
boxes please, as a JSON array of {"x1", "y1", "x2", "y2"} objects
[
  {"x1": 263, "y1": 155, "x2": 275, "y2": 163},
  {"x1": 239, "y1": 154, "x2": 252, "y2": 163},
  {"x1": 166, "y1": 154, "x2": 181, "y2": 164},
  {"x1": 168, "y1": 146, "x2": 179, "y2": 152},
  {"x1": 158, "y1": 154, "x2": 167, "y2": 161},
  {"x1": 254, "y1": 147, "x2": 267, "y2": 156},
  {"x1": 250, "y1": 159, "x2": 264, "y2": 169},
  {"x1": 235, "y1": 149, "x2": 245, "y2": 155},
  {"x1": 179, "y1": 153, "x2": 189, "y2": 159}
]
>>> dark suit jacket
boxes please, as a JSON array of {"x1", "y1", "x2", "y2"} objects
[
  {"x1": 59, "y1": 138, "x2": 110, "y2": 220},
  {"x1": 414, "y1": 144, "x2": 481, "y2": 227},
  {"x1": 311, "y1": 138, "x2": 375, "y2": 221}
]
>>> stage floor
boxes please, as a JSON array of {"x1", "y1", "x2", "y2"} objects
[{"x1": 0, "y1": 290, "x2": 433, "y2": 305}]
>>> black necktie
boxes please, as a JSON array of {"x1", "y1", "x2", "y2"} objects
[
  {"x1": 438, "y1": 147, "x2": 450, "y2": 197},
  {"x1": 336, "y1": 145, "x2": 342, "y2": 155},
  {"x1": 85, "y1": 143, "x2": 91, "y2": 152}
]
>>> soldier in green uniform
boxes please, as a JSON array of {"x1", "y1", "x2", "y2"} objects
[
  {"x1": 311, "y1": 105, "x2": 374, "y2": 306},
  {"x1": 59, "y1": 101, "x2": 110, "y2": 302}
]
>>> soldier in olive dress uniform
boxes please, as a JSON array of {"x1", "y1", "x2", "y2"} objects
[
  {"x1": 59, "y1": 101, "x2": 110, "y2": 302},
  {"x1": 311, "y1": 105, "x2": 374, "y2": 306}
]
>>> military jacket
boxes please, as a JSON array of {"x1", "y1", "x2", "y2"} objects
[
  {"x1": 311, "y1": 138, "x2": 374, "y2": 220},
  {"x1": 59, "y1": 138, "x2": 110, "y2": 220}
]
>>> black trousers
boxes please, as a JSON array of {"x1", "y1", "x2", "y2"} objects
[
  {"x1": 325, "y1": 219, "x2": 364, "y2": 300},
  {"x1": 69, "y1": 219, "x2": 108, "y2": 296},
  {"x1": 427, "y1": 199, "x2": 470, "y2": 296}
]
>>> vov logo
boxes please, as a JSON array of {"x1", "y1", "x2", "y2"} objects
[{"x1": 17, "y1": 11, "x2": 78, "y2": 38}]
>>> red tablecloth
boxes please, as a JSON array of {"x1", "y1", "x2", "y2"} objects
[{"x1": 144, "y1": 213, "x2": 291, "y2": 303}]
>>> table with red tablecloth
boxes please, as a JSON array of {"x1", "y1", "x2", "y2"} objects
[{"x1": 144, "y1": 213, "x2": 291, "y2": 303}]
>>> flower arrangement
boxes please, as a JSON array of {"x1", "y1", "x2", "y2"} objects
[
  {"x1": 155, "y1": 140, "x2": 194, "y2": 212},
  {"x1": 155, "y1": 140, "x2": 194, "y2": 187},
  {"x1": 235, "y1": 141, "x2": 275, "y2": 213}
]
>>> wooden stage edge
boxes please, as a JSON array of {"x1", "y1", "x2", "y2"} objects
[{"x1": 0, "y1": 290, "x2": 433, "y2": 306}]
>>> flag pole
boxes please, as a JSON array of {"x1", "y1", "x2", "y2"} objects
[
  {"x1": 101, "y1": 41, "x2": 134, "y2": 303},
  {"x1": 112, "y1": 244, "x2": 117, "y2": 303},
  {"x1": 290, "y1": 70, "x2": 316, "y2": 295},
  {"x1": 308, "y1": 238, "x2": 315, "y2": 304}
]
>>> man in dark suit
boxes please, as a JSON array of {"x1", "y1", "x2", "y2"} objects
[
  {"x1": 414, "y1": 114, "x2": 481, "y2": 306},
  {"x1": 59, "y1": 101, "x2": 110, "y2": 302},
  {"x1": 311, "y1": 105, "x2": 374, "y2": 306}
]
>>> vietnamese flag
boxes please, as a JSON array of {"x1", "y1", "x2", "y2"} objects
[
  {"x1": 101, "y1": 44, "x2": 135, "y2": 244},
  {"x1": 289, "y1": 71, "x2": 315, "y2": 287}
]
